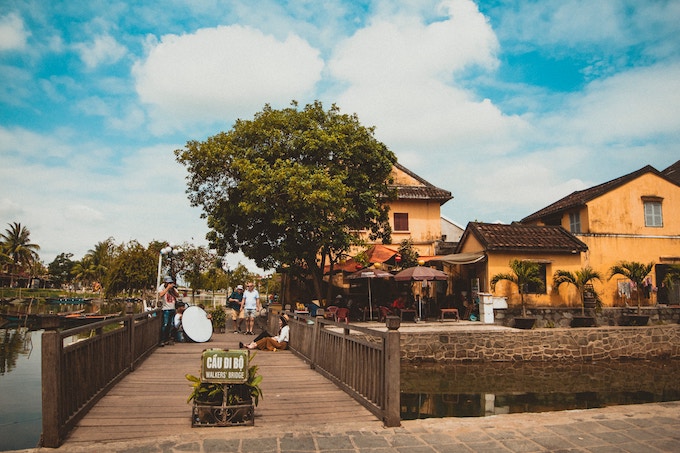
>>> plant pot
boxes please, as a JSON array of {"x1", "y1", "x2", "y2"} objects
[
  {"x1": 571, "y1": 316, "x2": 596, "y2": 328},
  {"x1": 620, "y1": 315, "x2": 649, "y2": 326},
  {"x1": 513, "y1": 317, "x2": 536, "y2": 329}
]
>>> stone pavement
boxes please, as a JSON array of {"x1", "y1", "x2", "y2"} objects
[{"x1": 14, "y1": 401, "x2": 680, "y2": 452}]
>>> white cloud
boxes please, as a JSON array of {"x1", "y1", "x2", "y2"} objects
[
  {"x1": 74, "y1": 34, "x2": 127, "y2": 69},
  {"x1": 327, "y1": 0, "x2": 528, "y2": 158},
  {"x1": 133, "y1": 25, "x2": 324, "y2": 133},
  {"x1": 0, "y1": 13, "x2": 29, "y2": 51},
  {"x1": 557, "y1": 62, "x2": 680, "y2": 144}
]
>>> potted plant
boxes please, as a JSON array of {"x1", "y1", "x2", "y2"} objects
[
  {"x1": 491, "y1": 259, "x2": 544, "y2": 329},
  {"x1": 553, "y1": 266, "x2": 602, "y2": 327},
  {"x1": 209, "y1": 306, "x2": 227, "y2": 333},
  {"x1": 186, "y1": 355, "x2": 263, "y2": 426},
  {"x1": 608, "y1": 261, "x2": 654, "y2": 326}
]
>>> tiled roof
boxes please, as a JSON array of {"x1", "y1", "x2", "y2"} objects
[
  {"x1": 457, "y1": 222, "x2": 588, "y2": 254},
  {"x1": 521, "y1": 164, "x2": 676, "y2": 223},
  {"x1": 392, "y1": 162, "x2": 453, "y2": 203},
  {"x1": 662, "y1": 159, "x2": 680, "y2": 186}
]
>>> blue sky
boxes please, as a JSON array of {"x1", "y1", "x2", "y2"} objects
[{"x1": 1, "y1": 0, "x2": 679, "y2": 270}]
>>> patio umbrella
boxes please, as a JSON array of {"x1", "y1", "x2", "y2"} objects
[
  {"x1": 393, "y1": 266, "x2": 448, "y2": 281},
  {"x1": 347, "y1": 267, "x2": 394, "y2": 320},
  {"x1": 394, "y1": 266, "x2": 448, "y2": 319}
]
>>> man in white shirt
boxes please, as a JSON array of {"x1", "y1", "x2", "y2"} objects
[{"x1": 241, "y1": 282, "x2": 261, "y2": 335}]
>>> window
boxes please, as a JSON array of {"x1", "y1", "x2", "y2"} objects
[
  {"x1": 568, "y1": 212, "x2": 581, "y2": 233},
  {"x1": 526, "y1": 263, "x2": 547, "y2": 294},
  {"x1": 393, "y1": 213, "x2": 409, "y2": 231},
  {"x1": 643, "y1": 199, "x2": 663, "y2": 227}
]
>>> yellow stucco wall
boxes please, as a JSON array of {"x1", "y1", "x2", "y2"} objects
[
  {"x1": 585, "y1": 173, "x2": 680, "y2": 235},
  {"x1": 556, "y1": 172, "x2": 680, "y2": 307},
  {"x1": 388, "y1": 199, "x2": 442, "y2": 256},
  {"x1": 357, "y1": 165, "x2": 446, "y2": 257},
  {"x1": 487, "y1": 252, "x2": 585, "y2": 310},
  {"x1": 457, "y1": 235, "x2": 587, "y2": 309}
]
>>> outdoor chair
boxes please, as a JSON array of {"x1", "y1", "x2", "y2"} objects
[
  {"x1": 335, "y1": 307, "x2": 350, "y2": 324},
  {"x1": 378, "y1": 306, "x2": 393, "y2": 322},
  {"x1": 324, "y1": 305, "x2": 338, "y2": 320}
]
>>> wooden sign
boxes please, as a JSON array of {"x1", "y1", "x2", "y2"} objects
[{"x1": 200, "y1": 349, "x2": 249, "y2": 384}]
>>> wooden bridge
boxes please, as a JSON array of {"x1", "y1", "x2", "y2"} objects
[
  {"x1": 57, "y1": 330, "x2": 380, "y2": 446},
  {"x1": 41, "y1": 312, "x2": 392, "y2": 448}
]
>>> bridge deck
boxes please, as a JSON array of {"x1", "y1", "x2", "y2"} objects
[{"x1": 61, "y1": 330, "x2": 379, "y2": 446}]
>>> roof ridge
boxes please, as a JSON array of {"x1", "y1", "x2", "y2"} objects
[{"x1": 521, "y1": 164, "x2": 663, "y2": 223}]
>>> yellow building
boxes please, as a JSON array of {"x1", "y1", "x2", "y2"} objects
[
  {"x1": 450, "y1": 222, "x2": 588, "y2": 309},
  {"x1": 356, "y1": 162, "x2": 453, "y2": 258},
  {"x1": 521, "y1": 162, "x2": 680, "y2": 307},
  {"x1": 444, "y1": 161, "x2": 680, "y2": 312}
]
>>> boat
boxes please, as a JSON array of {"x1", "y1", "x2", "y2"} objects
[
  {"x1": 61, "y1": 312, "x2": 121, "y2": 328},
  {"x1": 45, "y1": 297, "x2": 93, "y2": 305},
  {"x1": 0, "y1": 312, "x2": 40, "y2": 326}
]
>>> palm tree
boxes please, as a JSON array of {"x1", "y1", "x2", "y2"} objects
[
  {"x1": 553, "y1": 266, "x2": 603, "y2": 316},
  {"x1": 83, "y1": 238, "x2": 115, "y2": 289},
  {"x1": 0, "y1": 222, "x2": 40, "y2": 287},
  {"x1": 491, "y1": 259, "x2": 544, "y2": 318},
  {"x1": 608, "y1": 261, "x2": 654, "y2": 315}
]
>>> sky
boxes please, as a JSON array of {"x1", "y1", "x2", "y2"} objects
[{"x1": 1, "y1": 0, "x2": 679, "y2": 271}]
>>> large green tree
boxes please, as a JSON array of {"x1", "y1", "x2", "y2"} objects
[
  {"x1": 0, "y1": 222, "x2": 40, "y2": 287},
  {"x1": 48, "y1": 252, "x2": 75, "y2": 287},
  {"x1": 104, "y1": 241, "x2": 156, "y2": 297},
  {"x1": 176, "y1": 101, "x2": 397, "y2": 298}
]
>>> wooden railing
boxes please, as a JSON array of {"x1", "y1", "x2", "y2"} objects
[
  {"x1": 283, "y1": 311, "x2": 401, "y2": 427},
  {"x1": 41, "y1": 310, "x2": 161, "y2": 447}
]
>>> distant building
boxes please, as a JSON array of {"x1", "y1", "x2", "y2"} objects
[{"x1": 441, "y1": 160, "x2": 680, "y2": 310}]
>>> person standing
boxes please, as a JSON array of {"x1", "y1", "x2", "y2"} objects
[
  {"x1": 158, "y1": 276, "x2": 179, "y2": 346},
  {"x1": 241, "y1": 282, "x2": 260, "y2": 335},
  {"x1": 227, "y1": 285, "x2": 245, "y2": 333}
]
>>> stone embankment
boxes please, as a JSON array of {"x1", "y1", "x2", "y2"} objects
[{"x1": 401, "y1": 324, "x2": 680, "y2": 362}]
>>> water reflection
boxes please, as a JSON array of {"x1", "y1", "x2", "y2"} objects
[
  {"x1": 1, "y1": 327, "x2": 33, "y2": 375},
  {"x1": 401, "y1": 360, "x2": 680, "y2": 419},
  {"x1": 0, "y1": 327, "x2": 42, "y2": 451}
]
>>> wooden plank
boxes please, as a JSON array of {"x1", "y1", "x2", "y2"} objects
[{"x1": 62, "y1": 330, "x2": 378, "y2": 446}]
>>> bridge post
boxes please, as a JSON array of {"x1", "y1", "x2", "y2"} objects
[
  {"x1": 41, "y1": 328, "x2": 62, "y2": 447},
  {"x1": 383, "y1": 316, "x2": 401, "y2": 427}
]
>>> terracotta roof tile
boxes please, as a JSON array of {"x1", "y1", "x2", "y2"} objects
[
  {"x1": 520, "y1": 164, "x2": 677, "y2": 223},
  {"x1": 663, "y1": 159, "x2": 680, "y2": 185},
  {"x1": 392, "y1": 162, "x2": 453, "y2": 203},
  {"x1": 457, "y1": 222, "x2": 588, "y2": 254}
]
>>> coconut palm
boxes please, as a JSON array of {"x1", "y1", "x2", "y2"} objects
[
  {"x1": 491, "y1": 259, "x2": 544, "y2": 318},
  {"x1": 0, "y1": 222, "x2": 40, "y2": 287},
  {"x1": 608, "y1": 261, "x2": 654, "y2": 315},
  {"x1": 553, "y1": 266, "x2": 603, "y2": 316}
]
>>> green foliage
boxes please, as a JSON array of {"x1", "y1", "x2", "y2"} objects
[
  {"x1": 209, "y1": 306, "x2": 227, "y2": 330},
  {"x1": 48, "y1": 253, "x2": 75, "y2": 286},
  {"x1": 608, "y1": 260, "x2": 654, "y2": 314},
  {"x1": 491, "y1": 259, "x2": 544, "y2": 318},
  {"x1": 396, "y1": 239, "x2": 420, "y2": 270},
  {"x1": 0, "y1": 222, "x2": 40, "y2": 286},
  {"x1": 104, "y1": 240, "x2": 156, "y2": 297},
  {"x1": 176, "y1": 100, "x2": 397, "y2": 298},
  {"x1": 553, "y1": 266, "x2": 603, "y2": 315},
  {"x1": 186, "y1": 353, "x2": 263, "y2": 407},
  {"x1": 664, "y1": 265, "x2": 680, "y2": 288}
]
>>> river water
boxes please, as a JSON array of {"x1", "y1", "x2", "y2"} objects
[{"x1": 1, "y1": 327, "x2": 680, "y2": 450}]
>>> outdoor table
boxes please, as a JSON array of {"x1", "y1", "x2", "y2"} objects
[{"x1": 439, "y1": 308, "x2": 459, "y2": 321}]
